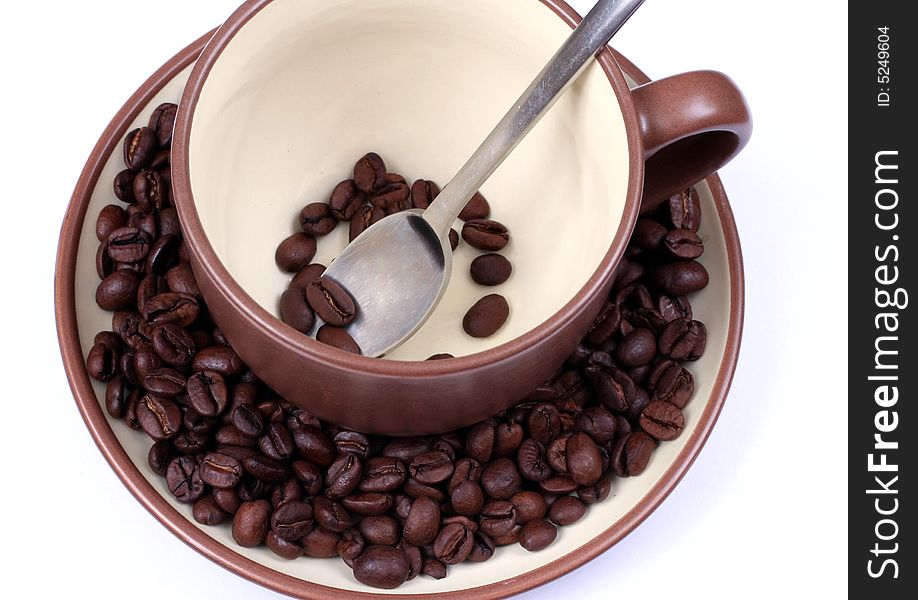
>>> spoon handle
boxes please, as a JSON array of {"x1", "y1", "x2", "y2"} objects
[{"x1": 423, "y1": 0, "x2": 645, "y2": 237}]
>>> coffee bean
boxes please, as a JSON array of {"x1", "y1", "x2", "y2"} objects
[
  {"x1": 271, "y1": 478, "x2": 302, "y2": 509},
  {"x1": 278, "y1": 287, "x2": 315, "y2": 334},
  {"x1": 259, "y1": 422, "x2": 295, "y2": 461},
  {"x1": 297, "y1": 202, "x2": 336, "y2": 237},
  {"x1": 94, "y1": 269, "x2": 140, "y2": 312},
  {"x1": 664, "y1": 229, "x2": 704, "y2": 259},
  {"x1": 469, "y1": 254, "x2": 512, "y2": 286},
  {"x1": 549, "y1": 495, "x2": 586, "y2": 526},
  {"x1": 510, "y1": 491, "x2": 547, "y2": 524},
  {"x1": 243, "y1": 454, "x2": 289, "y2": 483},
  {"x1": 267, "y1": 530, "x2": 304, "y2": 560},
  {"x1": 459, "y1": 192, "x2": 491, "y2": 221},
  {"x1": 316, "y1": 325, "x2": 362, "y2": 354},
  {"x1": 303, "y1": 526, "x2": 342, "y2": 558},
  {"x1": 342, "y1": 493, "x2": 393, "y2": 516},
  {"x1": 165, "y1": 455, "x2": 205, "y2": 503},
  {"x1": 402, "y1": 478, "x2": 446, "y2": 503},
  {"x1": 143, "y1": 292, "x2": 200, "y2": 327},
  {"x1": 461, "y1": 219, "x2": 509, "y2": 251},
  {"x1": 666, "y1": 187, "x2": 701, "y2": 231},
  {"x1": 151, "y1": 324, "x2": 195, "y2": 367},
  {"x1": 353, "y1": 152, "x2": 387, "y2": 193},
  {"x1": 465, "y1": 422, "x2": 495, "y2": 464},
  {"x1": 517, "y1": 439, "x2": 551, "y2": 482},
  {"x1": 359, "y1": 456, "x2": 407, "y2": 493},
  {"x1": 96, "y1": 243, "x2": 114, "y2": 279},
  {"x1": 186, "y1": 370, "x2": 228, "y2": 416},
  {"x1": 329, "y1": 180, "x2": 365, "y2": 221},
  {"x1": 591, "y1": 367, "x2": 635, "y2": 413},
  {"x1": 467, "y1": 532, "x2": 496, "y2": 562},
  {"x1": 353, "y1": 545, "x2": 409, "y2": 589},
  {"x1": 113, "y1": 169, "x2": 136, "y2": 203},
  {"x1": 449, "y1": 229, "x2": 459, "y2": 251},
  {"x1": 230, "y1": 403, "x2": 265, "y2": 438},
  {"x1": 481, "y1": 458, "x2": 522, "y2": 500},
  {"x1": 165, "y1": 263, "x2": 200, "y2": 297},
  {"x1": 659, "y1": 318, "x2": 707, "y2": 361},
  {"x1": 653, "y1": 260, "x2": 709, "y2": 295},
  {"x1": 433, "y1": 522, "x2": 474, "y2": 565},
  {"x1": 450, "y1": 480, "x2": 484, "y2": 518},
  {"x1": 616, "y1": 328, "x2": 657, "y2": 367},
  {"x1": 293, "y1": 425, "x2": 336, "y2": 466},
  {"x1": 148, "y1": 102, "x2": 178, "y2": 147},
  {"x1": 96, "y1": 205, "x2": 127, "y2": 242},
  {"x1": 307, "y1": 276, "x2": 357, "y2": 326},
  {"x1": 156, "y1": 207, "x2": 181, "y2": 239},
  {"x1": 275, "y1": 233, "x2": 317, "y2": 273},
  {"x1": 612, "y1": 431, "x2": 655, "y2": 477},
  {"x1": 427, "y1": 353, "x2": 454, "y2": 361},
  {"x1": 633, "y1": 218, "x2": 668, "y2": 250},
  {"x1": 538, "y1": 474, "x2": 579, "y2": 496},
  {"x1": 574, "y1": 406, "x2": 617, "y2": 445},
  {"x1": 463, "y1": 294, "x2": 509, "y2": 338},
  {"x1": 358, "y1": 516, "x2": 400, "y2": 546},
  {"x1": 291, "y1": 461, "x2": 324, "y2": 497},
  {"x1": 133, "y1": 170, "x2": 167, "y2": 212},
  {"x1": 578, "y1": 473, "x2": 613, "y2": 504},
  {"x1": 200, "y1": 452, "x2": 243, "y2": 489},
  {"x1": 585, "y1": 302, "x2": 621, "y2": 346},
  {"x1": 337, "y1": 529, "x2": 365, "y2": 567},
  {"x1": 348, "y1": 205, "x2": 385, "y2": 242},
  {"x1": 546, "y1": 435, "x2": 569, "y2": 473},
  {"x1": 104, "y1": 376, "x2": 127, "y2": 418},
  {"x1": 493, "y1": 421, "x2": 524, "y2": 458},
  {"x1": 652, "y1": 364, "x2": 695, "y2": 408},
  {"x1": 142, "y1": 367, "x2": 186, "y2": 397},
  {"x1": 147, "y1": 440, "x2": 176, "y2": 476},
  {"x1": 191, "y1": 345, "x2": 246, "y2": 376},
  {"x1": 640, "y1": 400, "x2": 686, "y2": 441},
  {"x1": 567, "y1": 433, "x2": 602, "y2": 486},
  {"x1": 290, "y1": 263, "x2": 326, "y2": 290},
  {"x1": 527, "y1": 404, "x2": 561, "y2": 444},
  {"x1": 410, "y1": 179, "x2": 439, "y2": 210},
  {"x1": 368, "y1": 175, "x2": 410, "y2": 213},
  {"x1": 124, "y1": 127, "x2": 157, "y2": 170},
  {"x1": 86, "y1": 341, "x2": 118, "y2": 381},
  {"x1": 326, "y1": 454, "x2": 363, "y2": 499},
  {"x1": 136, "y1": 394, "x2": 182, "y2": 440},
  {"x1": 409, "y1": 451, "x2": 454, "y2": 485},
  {"x1": 519, "y1": 519, "x2": 557, "y2": 551},
  {"x1": 658, "y1": 294, "x2": 693, "y2": 324},
  {"x1": 422, "y1": 557, "x2": 448, "y2": 579},
  {"x1": 271, "y1": 500, "x2": 314, "y2": 541},
  {"x1": 479, "y1": 500, "x2": 516, "y2": 537},
  {"x1": 233, "y1": 500, "x2": 272, "y2": 547}
]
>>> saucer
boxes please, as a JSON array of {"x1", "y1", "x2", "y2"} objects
[{"x1": 55, "y1": 31, "x2": 743, "y2": 599}]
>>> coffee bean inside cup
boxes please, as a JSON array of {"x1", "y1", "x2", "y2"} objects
[
  {"x1": 85, "y1": 121, "x2": 710, "y2": 589},
  {"x1": 275, "y1": 153, "x2": 516, "y2": 355}
]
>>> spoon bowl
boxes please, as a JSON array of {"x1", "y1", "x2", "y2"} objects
[{"x1": 316, "y1": 211, "x2": 451, "y2": 357}]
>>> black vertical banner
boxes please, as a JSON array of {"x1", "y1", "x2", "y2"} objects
[{"x1": 849, "y1": 4, "x2": 915, "y2": 597}]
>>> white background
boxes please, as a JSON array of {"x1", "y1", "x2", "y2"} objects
[{"x1": 0, "y1": 1, "x2": 846, "y2": 598}]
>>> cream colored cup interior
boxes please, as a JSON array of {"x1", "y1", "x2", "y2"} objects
[
  {"x1": 74, "y1": 52, "x2": 734, "y2": 595},
  {"x1": 188, "y1": 0, "x2": 630, "y2": 360}
]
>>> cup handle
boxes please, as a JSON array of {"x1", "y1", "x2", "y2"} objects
[{"x1": 630, "y1": 70, "x2": 752, "y2": 212}]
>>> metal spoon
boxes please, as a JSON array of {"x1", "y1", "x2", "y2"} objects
[{"x1": 312, "y1": 0, "x2": 645, "y2": 357}]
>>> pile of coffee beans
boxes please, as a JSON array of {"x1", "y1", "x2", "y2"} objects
[
  {"x1": 86, "y1": 109, "x2": 709, "y2": 589},
  {"x1": 274, "y1": 152, "x2": 514, "y2": 354}
]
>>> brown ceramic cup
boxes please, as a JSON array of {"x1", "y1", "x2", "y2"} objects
[{"x1": 171, "y1": 0, "x2": 751, "y2": 435}]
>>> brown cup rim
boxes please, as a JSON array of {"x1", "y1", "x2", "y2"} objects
[
  {"x1": 169, "y1": 0, "x2": 645, "y2": 376},
  {"x1": 54, "y1": 27, "x2": 745, "y2": 600}
]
